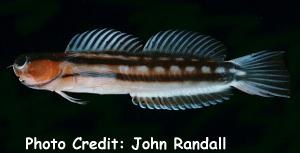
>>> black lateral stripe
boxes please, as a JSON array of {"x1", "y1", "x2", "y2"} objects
[
  {"x1": 79, "y1": 72, "x2": 116, "y2": 78},
  {"x1": 61, "y1": 73, "x2": 80, "y2": 78},
  {"x1": 61, "y1": 72, "x2": 116, "y2": 78},
  {"x1": 60, "y1": 72, "x2": 232, "y2": 82},
  {"x1": 67, "y1": 55, "x2": 217, "y2": 67},
  {"x1": 116, "y1": 73, "x2": 230, "y2": 82}
]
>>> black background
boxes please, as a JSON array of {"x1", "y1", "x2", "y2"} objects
[{"x1": 0, "y1": 0, "x2": 299, "y2": 152}]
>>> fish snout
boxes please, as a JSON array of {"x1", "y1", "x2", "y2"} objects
[{"x1": 18, "y1": 78, "x2": 25, "y2": 83}]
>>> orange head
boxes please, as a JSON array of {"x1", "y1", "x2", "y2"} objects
[{"x1": 13, "y1": 54, "x2": 62, "y2": 88}]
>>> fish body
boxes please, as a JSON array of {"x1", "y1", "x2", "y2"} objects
[{"x1": 12, "y1": 29, "x2": 290, "y2": 110}]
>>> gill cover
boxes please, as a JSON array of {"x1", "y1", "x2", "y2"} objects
[{"x1": 26, "y1": 59, "x2": 61, "y2": 85}]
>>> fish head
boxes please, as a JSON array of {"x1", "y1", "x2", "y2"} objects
[{"x1": 13, "y1": 54, "x2": 62, "y2": 88}]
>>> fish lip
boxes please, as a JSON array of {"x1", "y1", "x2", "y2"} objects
[{"x1": 22, "y1": 71, "x2": 62, "y2": 88}]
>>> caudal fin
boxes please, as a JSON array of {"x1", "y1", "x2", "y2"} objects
[{"x1": 230, "y1": 51, "x2": 290, "y2": 98}]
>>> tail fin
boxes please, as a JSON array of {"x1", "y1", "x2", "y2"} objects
[{"x1": 230, "y1": 51, "x2": 290, "y2": 98}]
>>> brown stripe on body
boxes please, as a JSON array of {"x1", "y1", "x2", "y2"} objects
[
  {"x1": 62, "y1": 52, "x2": 236, "y2": 82},
  {"x1": 66, "y1": 52, "x2": 211, "y2": 67}
]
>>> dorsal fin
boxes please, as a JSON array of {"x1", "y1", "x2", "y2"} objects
[
  {"x1": 143, "y1": 30, "x2": 226, "y2": 60},
  {"x1": 65, "y1": 29, "x2": 143, "y2": 53}
]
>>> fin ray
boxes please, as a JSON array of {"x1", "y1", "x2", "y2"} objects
[
  {"x1": 230, "y1": 51, "x2": 290, "y2": 98},
  {"x1": 130, "y1": 90, "x2": 231, "y2": 110},
  {"x1": 143, "y1": 30, "x2": 226, "y2": 60},
  {"x1": 55, "y1": 91, "x2": 87, "y2": 105},
  {"x1": 65, "y1": 29, "x2": 142, "y2": 53}
]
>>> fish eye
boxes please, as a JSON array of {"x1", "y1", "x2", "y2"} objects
[{"x1": 14, "y1": 56, "x2": 28, "y2": 69}]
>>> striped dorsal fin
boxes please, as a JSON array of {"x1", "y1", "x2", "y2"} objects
[
  {"x1": 143, "y1": 30, "x2": 226, "y2": 61},
  {"x1": 65, "y1": 29, "x2": 142, "y2": 53},
  {"x1": 131, "y1": 90, "x2": 232, "y2": 110}
]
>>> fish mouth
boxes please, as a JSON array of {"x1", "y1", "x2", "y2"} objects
[{"x1": 21, "y1": 71, "x2": 62, "y2": 88}]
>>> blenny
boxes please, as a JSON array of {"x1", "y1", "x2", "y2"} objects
[{"x1": 12, "y1": 29, "x2": 290, "y2": 110}]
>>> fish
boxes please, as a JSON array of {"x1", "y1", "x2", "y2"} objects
[{"x1": 12, "y1": 28, "x2": 290, "y2": 110}]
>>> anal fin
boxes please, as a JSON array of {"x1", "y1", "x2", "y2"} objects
[{"x1": 131, "y1": 90, "x2": 232, "y2": 110}]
